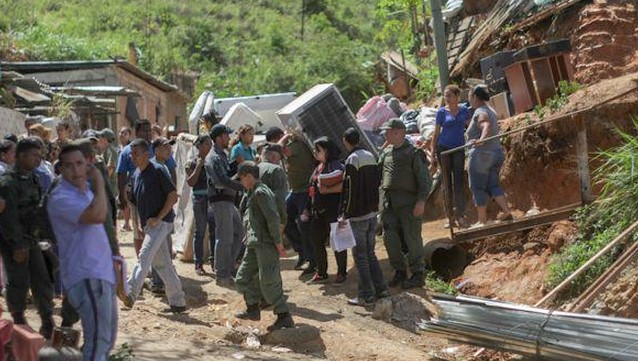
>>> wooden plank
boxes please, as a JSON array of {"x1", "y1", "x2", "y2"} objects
[{"x1": 453, "y1": 203, "x2": 580, "y2": 243}]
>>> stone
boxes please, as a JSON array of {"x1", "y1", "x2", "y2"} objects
[
  {"x1": 261, "y1": 324, "x2": 320, "y2": 346},
  {"x1": 372, "y1": 293, "x2": 438, "y2": 333}
]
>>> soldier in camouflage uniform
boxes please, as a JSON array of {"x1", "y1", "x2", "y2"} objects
[
  {"x1": 379, "y1": 119, "x2": 432, "y2": 290},
  {"x1": 0, "y1": 137, "x2": 55, "y2": 338},
  {"x1": 234, "y1": 162, "x2": 295, "y2": 331}
]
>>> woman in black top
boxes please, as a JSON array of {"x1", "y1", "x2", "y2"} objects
[{"x1": 305, "y1": 137, "x2": 347, "y2": 284}]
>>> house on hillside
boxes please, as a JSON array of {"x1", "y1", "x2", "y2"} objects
[
  {"x1": 377, "y1": 51, "x2": 420, "y2": 101},
  {"x1": 0, "y1": 60, "x2": 189, "y2": 132}
]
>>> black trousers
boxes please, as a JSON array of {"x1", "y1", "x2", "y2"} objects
[
  {"x1": 0, "y1": 241, "x2": 54, "y2": 317},
  {"x1": 309, "y1": 206, "x2": 347, "y2": 278}
]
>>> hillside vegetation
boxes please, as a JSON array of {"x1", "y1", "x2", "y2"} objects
[{"x1": 0, "y1": 0, "x2": 429, "y2": 107}]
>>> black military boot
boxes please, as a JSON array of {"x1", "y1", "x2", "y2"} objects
[
  {"x1": 235, "y1": 304, "x2": 260, "y2": 321},
  {"x1": 401, "y1": 272, "x2": 425, "y2": 290},
  {"x1": 387, "y1": 270, "x2": 407, "y2": 288},
  {"x1": 267, "y1": 312, "x2": 295, "y2": 332},
  {"x1": 39, "y1": 315, "x2": 55, "y2": 339},
  {"x1": 11, "y1": 312, "x2": 26, "y2": 325}
]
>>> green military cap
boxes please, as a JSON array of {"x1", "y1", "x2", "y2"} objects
[
  {"x1": 380, "y1": 118, "x2": 406, "y2": 131},
  {"x1": 98, "y1": 128, "x2": 116, "y2": 143}
]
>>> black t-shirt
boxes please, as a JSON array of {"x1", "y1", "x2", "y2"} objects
[
  {"x1": 132, "y1": 162, "x2": 176, "y2": 227},
  {"x1": 186, "y1": 158, "x2": 208, "y2": 193}
]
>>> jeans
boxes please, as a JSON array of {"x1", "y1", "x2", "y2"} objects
[
  {"x1": 127, "y1": 221, "x2": 186, "y2": 307},
  {"x1": 309, "y1": 206, "x2": 347, "y2": 278},
  {"x1": 284, "y1": 192, "x2": 314, "y2": 265},
  {"x1": 211, "y1": 201, "x2": 244, "y2": 279},
  {"x1": 66, "y1": 279, "x2": 117, "y2": 361},
  {"x1": 192, "y1": 195, "x2": 215, "y2": 266},
  {"x1": 468, "y1": 149, "x2": 505, "y2": 206},
  {"x1": 437, "y1": 145, "x2": 466, "y2": 219},
  {"x1": 350, "y1": 217, "x2": 387, "y2": 300}
]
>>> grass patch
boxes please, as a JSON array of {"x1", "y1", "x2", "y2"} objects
[
  {"x1": 426, "y1": 270, "x2": 457, "y2": 295},
  {"x1": 546, "y1": 120, "x2": 638, "y2": 301}
]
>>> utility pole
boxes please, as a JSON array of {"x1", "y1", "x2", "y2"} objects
[{"x1": 429, "y1": 0, "x2": 449, "y2": 90}]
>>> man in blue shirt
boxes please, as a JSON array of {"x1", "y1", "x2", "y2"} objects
[
  {"x1": 123, "y1": 139, "x2": 186, "y2": 312},
  {"x1": 116, "y1": 120, "x2": 176, "y2": 254},
  {"x1": 47, "y1": 143, "x2": 117, "y2": 361}
]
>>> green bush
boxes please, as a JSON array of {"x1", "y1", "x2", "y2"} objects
[{"x1": 546, "y1": 120, "x2": 638, "y2": 300}]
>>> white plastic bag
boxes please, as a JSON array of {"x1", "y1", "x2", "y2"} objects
[{"x1": 330, "y1": 221, "x2": 357, "y2": 252}]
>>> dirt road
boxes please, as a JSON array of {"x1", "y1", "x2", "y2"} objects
[{"x1": 12, "y1": 220, "x2": 463, "y2": 360}]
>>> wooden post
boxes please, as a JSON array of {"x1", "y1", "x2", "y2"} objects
[{"x1": 574, "y1": 114, "x2": 592, "y2": 205}]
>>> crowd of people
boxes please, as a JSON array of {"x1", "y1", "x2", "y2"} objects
[{"x1": 0, "y1": 83, "x2": 511, "y2": 360}]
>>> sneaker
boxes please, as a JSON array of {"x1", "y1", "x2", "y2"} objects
[
  {"x1": 401, "y1": 272, "x2": 425, "y2": 290},
  {"x1": 306, "y1": 273, "x2": 328, "y2": 284},
  {"x1": 169, "y1": 305, "x2": 187, "y2": 313},
  {"x1": 347, "y1": 297, "x2": 374, "y2": 306},
  {"x1": 334, "y1": 274, "x2": 347, "y2": 284},
  {"x1": 267, "y1": 312, "x2": 295, "y2": 332},
  {"x1": 388, "y1": 270, "x2": 407, "y2": 288},
  {"x1": 235, "y1": 304, "x2": 260, "y2": 321},
  {"x1": 195, "y1": 265, "x2": 205, "y2": 276},
  {"x1": 376, "y1": 290, "x2": 391, "y2": 299}
]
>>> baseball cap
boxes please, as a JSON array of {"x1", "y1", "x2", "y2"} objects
[
  {"x1": 380, "y1": 118, "x2": 406, "y2": 131},
  {"x1": 98, "y1": 128, "x2": 116, "y2": 143},
  {"x1": 209, "y1": 124, "x2": 234, "y2": 139},
  {"x1": 82, "y1": 129, "x2": 99, "y2": 141},
  {"x1": 151, "y1": 137, "x2": 176, "y2": 150}
]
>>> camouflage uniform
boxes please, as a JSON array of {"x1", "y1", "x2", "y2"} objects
[
  {"x1": 0, "y1": 168, "x2": 54, "y2": 319},
  {"x1": 380, "y1": 139, "x2": 432, "y2": 279},
  {"x1": 235, "y1": 181, "x2": 288, "y2": 314}
]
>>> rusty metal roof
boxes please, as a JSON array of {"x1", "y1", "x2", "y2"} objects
[{"x1": 0, "y1": 60, "x2": 186, "y2": 98}]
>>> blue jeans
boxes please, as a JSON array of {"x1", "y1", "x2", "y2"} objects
[
  {"x1": 350, "y1": 217, "x2": 387, "y2": 300},
  {"x1": 211, "y1": 201, "x2": 244, "y2": 279},
  {"x1": 192, "y1": 195, "x2": 215, "y2": 266},
  {"x1": 66, "y1": 279, "x2": 117, "y2": 361},
  {"x1": 285, "y1": 191, "x2": 314, "y2": 265},
  {"x1": 127, "y1": 221, "x2": 186, "y2": 307},
  {"x1": 468, "y1": 149, "x2": 505, "y2": 206}
]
